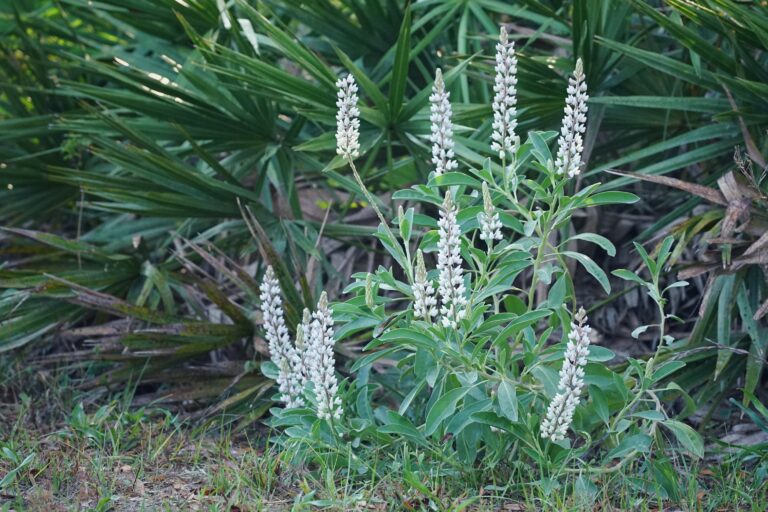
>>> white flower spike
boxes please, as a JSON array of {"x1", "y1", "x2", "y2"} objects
[
  {"x1": 413, "y1": 249, "x2": 438, "y2": 321},
  {"x1": 478, "y1": 181, "x2": 503, "y2": 246},
  {"x1": 437, "y1": 192, "x2": 467, "y2": 328},
  {"x1": 540, "y1": 307, "x2": 593, "y2": 441},
  {"x1": 307, "y1": 292, "x2": 343, "y2": 422},
  {"x1": 335, "y1": 74, "x2": 361, "y2": 160},
  {"x1": 491, "y1": 26, "x2": 519, "y2": 160},
  {"x1": 430, "y1": 69, "x2": 458, "y2": 176},
  {"x1": 554, "y1": 58, "x2": 589, "y2": 178},
  {"x1": 285, "y1": 309, "x2": 313, "y2": 408},
  {"x1": 259, "y1": 266, "x2": 302, "y2": 408}
]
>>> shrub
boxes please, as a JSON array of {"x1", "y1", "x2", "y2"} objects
[{"x1": 258, "y1": 28, "x2": 702, "y2": 480}]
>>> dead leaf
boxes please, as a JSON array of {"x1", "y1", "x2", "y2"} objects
[
  {"x1": 605, "y1": 169, "x2": 727, "y2": 206},
  {"x1": 754, "y1": 297, "x2": 768, "y2": 321},
  {"x1": 744, "y1": 229, "x2": 768, "y2": 256},
  {"x1": 720, "y1": 198, "x2": 751, "y2": 239},
  {"x1": 678, "y1": 263, "x2": 719, "y2": 280}
]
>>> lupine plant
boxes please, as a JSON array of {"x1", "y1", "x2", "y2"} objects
[{"x1": 257, "y1": 28, "x2": 703, "y2": 481}]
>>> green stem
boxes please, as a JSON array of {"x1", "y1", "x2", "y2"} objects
[
  {"x1": 346, "y1": 157, "x2": 412, "y2": 282},
  {"x1": 526, "y1": 213, "x2": 553, "y2": 311},
  {"x1": 563, "y1": 450, "x2": 638, "y2": 474}
]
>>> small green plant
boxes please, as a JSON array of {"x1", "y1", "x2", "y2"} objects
[
  {"x1": 0, "y1": 444, "x2": 35, "y2": 490},
  {"x1": 253, "y1": 27, "x2": 705, "y2": 489}
]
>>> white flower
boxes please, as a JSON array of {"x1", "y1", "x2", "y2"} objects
[
  {"x1": 259, "y1": 266, "x2": 302, "y2": 407},
  {"x1": 437, "y1": 192, "x2": 467, "y2": 328},
  {"x1": 413, "y1": 249, "x2": 437, "y2": 321},
  {"x1": 307, "y1": 292, "x2": 343, "y2": 421},
  {"x1": 430, "y1": 69, "x2": 458, "y2": 176},
  {"x1": 478, "y1": 182, "x2": 502, "y2": 245},
  {"x1": 491, "y1": 26, "x2": 519, "y2": 159},
  {"x1": 554, "y1": 59, "x2": 589, "y2": 178},
  {"x1": 335, "y1": 74, "x2": 361, "y2": 159},
  {"x1": 285, "y1": 309, "x2": 312, "y2": 408},
  {"x1": 540, "y1": 307, "x2": 592, "y2": 441}
]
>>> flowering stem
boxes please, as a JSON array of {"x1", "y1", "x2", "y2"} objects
[
  {"x1": 526, "y1": 198, "x2": 557, "y2": 311},
  {"x1": 327, "y1": 416, "x2": 341, "y2": 440},
  {"x1": 527, "y1": 237, "x2": 548, "y2": 311},
  {"x1": 346, "y1": 157, "x2": 412, "y2": 282}
]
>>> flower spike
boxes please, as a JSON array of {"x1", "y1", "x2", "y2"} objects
[
  {"x1": 307, "y1": 292, "x2": 343, "y2": 422},
  {"x1": 540, "y1": 307, "x2": 593, "y2": 441},
  {"x1": 554, "y1": 59, "x2": 589, "y2": 178},
  {"x1": 259, "y1": 266, "x2": 303, "y2": 408},
  {"x1": 491, "y1": 26, "x2": 519, "y2": 159},
  {"x1": 478, "y1": 182, "x2": 503, "y2": 246},
  {"x1": 413, "y1": 249, "x2": 438, "y2": 321},
  {"x1": 286, "y1": 309, "x2": 313, "y2": 407},
  {"x1": 437, "y1": 192, "x2": 468, "y2": 328},
  {"x1": 335, "y1": 74, "x2": 361, "y2": 160},
  {"x1": 429, "y1": 69, "x2": 458, "y2": 176}
]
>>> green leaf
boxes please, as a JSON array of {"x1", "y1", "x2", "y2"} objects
[
  {"x1": 388, "y1": 4, "x2": 412, "y2": 117},
  {"x1": 587, "y1": 346, "x2": 615, "y2": 362},
  {"x1": 631, "y1": 410, "x2": 666, "y2": 421},
  {"x1": 398, "y1": 379, "x2": 426, "y2": 416},
  {"x1": 350, "y1": 346, "x2": 403, "y2": 372},
  {"x1": 561, "y1": 251, "x2": 611, "y2": 294},
  {"x1": 446, "y1": 398, "x2": 492, "y2": 436},
  {"x1": 737, "y1": 283, "x2": 765, "y2": 404},
  {"x1": 427, "y1": 172, "x2": 481, "y2": 188},
  {"x1": 497, "y1": 380, "x2": 518, "y2": 422},
  {"x1": 378, "y1": 411, "x2": 427, "y2": 447},
  {"x1": 238, "y1": 6, "x2": 336, "y2": 87},
  {"x1": 261, "y1": 361, "x2": 279, "y2": 380},
  {"x1": 0, "y1": 452, "x2": 35, "y2": 488},
  {"x1": 612, "y1": 268, "x2": 646, "y2": 285},
  {"x1": 492, "y1": 309, "x2": 552, "y2": 346},
  {"x1": 607, "y1": 433, "x2": 652, "y2": 459},
  {"x1": 589, "y1": 385, "x2": 609, "y2": 425},
  {"x1": 715, "y1": 274, "x2": 737, "y2": 379},
  {"x1": 656, "y1": 236, "x2": 675, "y2": 270},
  {"x1": 596, "y1": 37, "x2": 718, "y2": 90},
  {"x1": 589, "y1": 125, "x2": 734, "y2": 177},
  {"x1": 662, "y1": 420, "x2": 704, "y2": 458},
  {"x1": 367, "y1": 328, "x2": 436, "y2": 351},
  {"x1": 588, "y1": 95, "x2": 728, "y2": 113},
  {"x1": 1, "y1": 227, "x2": 125, "y2": 263},
  {"x1": 651, "y1": 361, "x2": 686, "y2": 383},
  {"x1": 582, "y1": 191, "x2": 640, "y2": 206},
  {"x1": 632, "y1": 242, "x2": 656, "y2": 278},
  {"x1": 543, "y1": 274, "x2": 567, "y2": 309},
  {"x1": 528, "y1": 131, "x2": 553, "y2": 166},
  {"x1": 334, "y1": 316, "x2": 380, "y2": 342},
  {"x1": 425, "y1": 386, "x2": 471, "y2": 436},
  {"x1": 399, "y1": 207, "x2": 414, "y2": 243},
  {"x1": 470, "y1": 411, "x2": 513, "y2": 432},
  {"x1": 567, "y1": 233, "x2": 616, "y2": 257}
]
